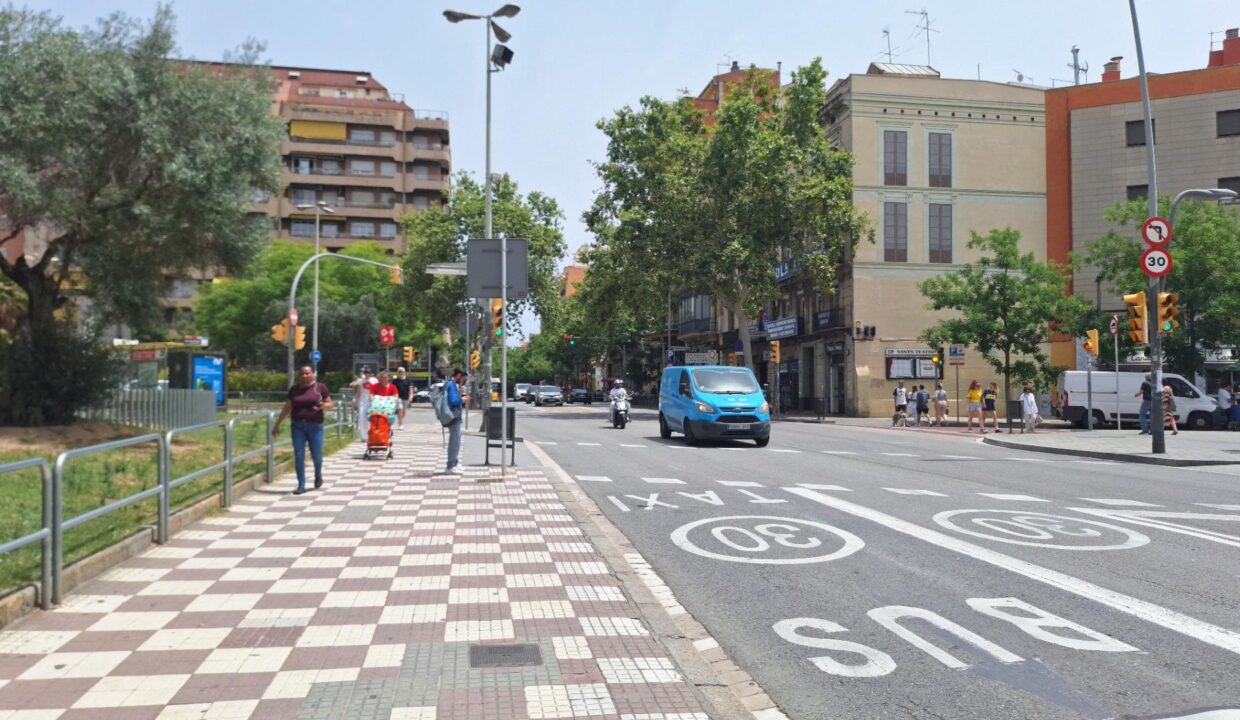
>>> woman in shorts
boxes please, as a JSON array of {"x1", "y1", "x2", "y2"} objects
[{"x1": 966, "y1": 380, "x2": 983, "y2": 432}]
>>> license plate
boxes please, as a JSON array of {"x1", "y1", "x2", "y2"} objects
[{"x1": 726, "y1": 423, "x2": 750, "y2": 431}]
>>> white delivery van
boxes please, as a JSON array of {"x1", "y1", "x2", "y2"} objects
[{"x1": 1058, "y1": 371, "x2": 1218, "y2": 430}]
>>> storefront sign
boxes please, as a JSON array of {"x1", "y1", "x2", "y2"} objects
[
  {"x1": 775, "y1": 258, "x2": 802, "y2": 282},
  {"x1": 685, "y1": 351, "x2": 718, "y2": 365},
  {"x1": 130, "y1": 349, "x2": 158, "y2": 362},
  {"x1": 884, "y1": 348, "x2": 936, "y2": 358},
  {"x1": 825, "y1": 342, "x2": 846, "y2": 355},
  {"x1": 767, "y1": 316, "x2": 802, "y2": 340},
  {"x1": 813, "y1": 310, "x2": 844, "y2": 332}
]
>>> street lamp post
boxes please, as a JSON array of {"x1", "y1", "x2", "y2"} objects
[
  {"x1": 444, "y1": 3, "x2": 519, "y2": 467},
  {"x1": 295, "y1": 200, "x2": 335, "y2": 373}
]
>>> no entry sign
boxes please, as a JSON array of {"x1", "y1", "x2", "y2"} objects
[
  {"x1": 1141, "y1": 247, "x2": 1172, "y2": 278},
  {"x1": 289, "y1": 308, "x2": 298, "y2": 326},
  {"x1": 1141, "y1": 216, "x2": 1171, "y2": 247}
]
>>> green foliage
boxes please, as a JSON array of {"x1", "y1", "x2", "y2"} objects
[
  {"x1": 1085, "y1": 197, "x2": 1240, "y2": 376},
  {"x1": 395, "y1": 173, "x2": 567, "y2": 348},
  {"x1": 0, "y1": 322, "x2": 122, "y2": 425},
  {"x1": 919, "y1": 228, "x2": 1091, "y2": 397},
  {"x1": 585, "y1": 59, "x2": 871, "y2": 366}
]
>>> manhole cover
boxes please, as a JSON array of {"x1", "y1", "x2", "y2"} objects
[{"x1": 469, "y1": 643, "x2": 543, "y2": 668}]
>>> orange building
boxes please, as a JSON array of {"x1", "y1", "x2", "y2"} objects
[{"x1": 1045, "y1": 29, "x2": 1240, "y2": 369}]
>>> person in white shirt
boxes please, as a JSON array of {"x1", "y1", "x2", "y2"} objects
[
  {"x1": 1217, "y1": 382, "x2": 1233, "y2": 417},
  {"x1": 1019, "y1": 386, "x2": 1039, "y2": 433},
  {"x1": 350, "y1": 368, "x2": 378, "y2": 440},
  {"x1": 892, "y1": 381, "x2": 908, "y2": 427}
]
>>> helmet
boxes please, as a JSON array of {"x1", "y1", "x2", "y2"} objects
[{"x1": 614, "y1": 379, "x2": 624, "y2": 387}]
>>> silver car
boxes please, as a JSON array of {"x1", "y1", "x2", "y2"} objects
[{"x1": 535, "y1": 386, "x2": 563, "y2": 407}]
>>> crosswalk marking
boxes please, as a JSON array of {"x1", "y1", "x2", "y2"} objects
[
  {"x1": 718, "y1": 481, "x2": 764, "y2": 487},
  {"x1": 576, "y1": 442, "x2": 601, "y2": 447},
  {"x1": 977, "y1": 493, "x2": 1049, "y2": 502},
  {"x1": 796, "y1": 483, "x2": 853, "y2": 492},
  {"x1": 881, "y1": 452, "x2": 920, "y2": 457},
  {"x1": 606, "y1": 496, "x2": 631, "y2": 512},
  {"x1": 1006, "y1": 457, "x2": 1050, "y2": 462},
  {"x1": 1074, "y1": 460, "x2": 1117, "y2": 465},
  {"x1": 642, "y1": 477, "x2": 685, "y2": 485},
  {"x1": 1196, "y1": 503, "x2": 1240, "y2": 511},
  {"x1": 619, "y1": 444, "x2": 647, "y2": 448},
  {"x1": 1077, "y1": 498, "x2": 1161, "y2": 507},
  {"x1": 576, "y1": 476, "x2": 612, "y2": 483},
  {"x1": 532, "y1": 441, "x2": 557, "y2": 445},
  {"x1": 883, "y1": 488, "x2": 948, "y2": 497},
  {"x1": 942, "y1": 455, "x2": 981, "y2": 460},
  {"x1": 821, "y1": 450, "x2": 857, "y2": 455},
  {"x1": 769, "y1": 449, "x2": 801, "y2": 454}
]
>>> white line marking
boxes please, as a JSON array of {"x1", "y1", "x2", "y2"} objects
[
  {"x1": 1074, "y1": 460, "x2": 1117, "y2": 465},
  {"x1": 532, "y1": 441, "x2": 558, "y2": 445},
  {"x1": 1196, "y1": 504, "x2": 1240, "y2": 511},
  {"x1": 787, "y1": 487, "x2": 1240, "y2": 657},
  {"x1": 1005, "y1": 457, "x2": 1050, "y2": 462},
  {"x1": 1077, "y1": 498, "x2": 1162, "y2": 507},
  {"x1": 576, "y1": 442, "x2": 602, "y2": 447},
  {"x1": 977, "y1": 493, "x2": 1049, "y2": 502},
  {"x1": 1070, "y1": 508, "x2": 1240, "y2": 548},
  {"x1": 821, "y1": 450, "x2": 857, "y2": 455},
  {"x1": 881, "y1": 453, "x2": 920, "y2": 457},
  {"x1": 882, "y1": 488, "x2": 948, "y2": 497},
  {"x1": 619, "y1": 444, "x2": 648, "y2": 448},
  {"x1": 942, "y1": 455, "x2": 981, "y2": 460},
  {"x1": 718, "y1": 481, "x2": 765, "y2": 488},
  {"x1": 642, "y1": 477, "x2": 686, "y2": 485},
  {"x1": 796, "y1": 483, "x2": 853, "y2": 492},
  {"x1": 769, "y1": 449, "x2": 801, "y2": 454},
  {"x1": 575, "y1": 476, "x2": 612, "y2": 483},
  {"x1": 606, "y1": 496, "x2": 631, "y2": 512}
]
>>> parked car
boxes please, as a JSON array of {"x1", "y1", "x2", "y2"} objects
[
  {"x1": 1058, "y1": 370, "x2": 1217, "y2": 430},
  {"x1": 520, "y1": 385, "x2": 538, "y2": 403},
  {"x1": 659, "y1": 365, "x2": 770, "y2": 446},
  {"x1": 513, "y1": 383, "x2": 531, "y2": 402},
  {"x1": 535, "y1": 385, "x2": 563, "y2": 407},
  {"x1": 412, "y1": 382, "x2": 442, "y2": 404},
  {"x1": 567, "y1": 389, "x2": 591, "y2": 404}
]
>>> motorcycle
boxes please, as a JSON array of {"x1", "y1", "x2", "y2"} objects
[{"x1": 610, "y1": 396, "x2": 630, "y2": 429}]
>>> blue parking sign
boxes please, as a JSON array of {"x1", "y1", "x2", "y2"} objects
[{"x1": 310, "y1": 350, "x2": 322, "y2": 364}]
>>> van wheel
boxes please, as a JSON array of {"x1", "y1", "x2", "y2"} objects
[
  {"x1": 683, "y1": 420, "x2": 698, "y2": 445},
  {"x1": 1187, "y1": 411, "x2": 1212, "y2": 431},
  {"x1": 659, "y1": 413, "x2": 672, "y2": 439},
  {"x1": 1093, "y1": 410, "x2": 1108, "y2": 428}
]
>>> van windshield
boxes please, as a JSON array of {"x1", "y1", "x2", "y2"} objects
[{"x1": 691, "y1": 369, "x2": 759, "y2": 394}]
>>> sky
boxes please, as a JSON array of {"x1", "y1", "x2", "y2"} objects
[{"x1": 34, "y1": 0, "x2": 1240, "y2": 337}]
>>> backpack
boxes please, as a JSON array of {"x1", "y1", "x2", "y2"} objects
[{"x1": 431, "y1": 384, "x2": 456, "y2": 427}]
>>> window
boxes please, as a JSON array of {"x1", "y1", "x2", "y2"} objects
[
  {"x1": 321, "y1": 190, "x2": 340, "y2": 207},
  {"x1": 349, "y1": 127, "x2": 375, "y2": 143},
  {"x1": 412, "y1": 134, "x2": 429, "y2": 149},
  {"x1": 320, "y1": 159, "x2": 341, "y2": 175},
  {"x1": 350, "y1": 221, "x2": 375, "y2": 238},
  {"x1": 320, "y1": 223, "x2": 340, "y2": 238},
  {"x1": 291, "y1": 220, "x2": 315, "y2": 237},
  {"x1": 413, "y1": 165, "x2": 429, "y2": 180},
  {"x1": 379, "y1": 131, "x2": 396, "y2": 146},
  {"x1": 380, "y1": 161, "x2": 397, "y2": 177},
  {"x1": 169, "y1": 279, "x2": 198, "y2": 299},
  {"x1": 291, "y1": 188, "x2": 316, "y2": 206},
  {"x1": 883, "y1": 130, "x2": 907, "y2": 185},
  {"x1": 928, "y1": 204, "x2": 952, "y2": 263},
  {"x1": 1125, "y1": 119, "x2": 1155, "y2": 146},
  {"x1": 1219, "y1": 177, "x2": 1240, "y2": 194},
  {"x1": 928, "y1": 132, "x2": 952, "y2": 187},
  {"x1": 293, "y1": 157, "x2": 312, "y2": 175},
  {"x1": 380, "y1": 222, "x2": 398, "y2": 239},
  {"x1": 411, "y1": 195, "x2": 430, "y2": 210},
  {"x1": 377, "y1": 192, "x2": 396, "y2": 208},
  {"x1": 1126, "y1": 185, "x2": 1149, "y2": 202},
  {"x1": 350, "y1": 190, "x2": 375, "y2": 206},
  {"x1": 350, "y1": 160, "x2": 375, "y2": 176},
  {"x1": 1218, "y1": 110, "x2": 1240, "y2": 138},
  {"x1": 884, "y1": 202, "x2": 908, "y2": 262}
]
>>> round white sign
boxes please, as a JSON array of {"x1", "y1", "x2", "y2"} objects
[
  {"x1": 671, "y1": 515, "x2": 864, "y2": 564},
  {"x1": 1141, "y1": 247, "x2": 1172, "y2": 278},
  {"x1": 1141, "y1": 216, "x2": 1171, "y2": 246},
  {"x1": 932, "y1": 509, "x2": 1150, "y2": 551}
]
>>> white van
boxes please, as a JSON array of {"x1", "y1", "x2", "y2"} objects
[{"x1": 1058, "y1": 371, "x2": 1218, "y2": 430}]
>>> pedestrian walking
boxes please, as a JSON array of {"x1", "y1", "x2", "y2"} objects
[
  {"x1": 933, "y1": 382, "x2": 949, "y2": 426},
  {"x1": 892, "y1": 381, "x2": 909, "y2": 427},
  {"x1": 915, "y1": 385, "x2": 930, "y2": 426},
  {"x1": 1019, "y1": 386, "x2": 1039, "y2": 433},
  {"x1": 1135, "y1": 372, "x2": 1154, "y2": 434},
  {"x1": 350, "y1": 368, "x2": 377, "y2": 440},
  {"x1": 393, "y1": 367, "x2": 413, "y2": 430},
  {"x1": 966, "y1": 380, "x2": 983, "y2": 432},
  {"x1": 444, "y1": 368, "x2": 472, "y2": 474},
  {"x1": 1162, "y1": 384, "x2": 1179, "y2": 435},
  {"x1": 982, "y1": 382, "x2": 999, "y2": 433},
  {"x1": 273, "y1": 365, "x2": 334, "y2": 495}
]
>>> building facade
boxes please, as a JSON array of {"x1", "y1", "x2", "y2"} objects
[{"x1": 1045, "y1": 35, "x2": 1240, "y2": 372}]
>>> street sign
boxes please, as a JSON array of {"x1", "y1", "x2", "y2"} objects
[
  {"x1": 1141, "y1": 247, "x2": 1172, "y2": 278},
  {"x1": 1140, "y1": 216, "x2": 1171, "y2": 247},
  {"x1": 379, "y1": 325, "x2": 396, "y2": 346},
  {"x1": 289, "y1": 308, "x2": 298, "y2": 326},
  {"x1": 1109, "y1": 315, "x2": 1119, "y2": 337},
  {"x1": 685, "y1": 352, "x2": 714, "y2": 365},
  {"x1": 310, "y1": 349, "x2": 321, "y2": 364},
  {"x1": 948, "y1": 344, "x2": 966, "y2": 366},
  {"x1": 466, "y1": 238, "x2": 530, "y2": 299},
  {"x1": 182, "y1": 335, "x2": 209, "y2": 347},
  {"x1": 666, "y1": 351, "x2": 675, "y2": 363}
]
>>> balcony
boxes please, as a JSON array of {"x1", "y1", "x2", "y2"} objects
[
  {"x1": 407, "y1": 144, "x2": 452, "y2": 165},
  {"x1": 677, "y1": 318, "x2": 717, "y2": 336},
  {"x1": 284, "y1": 138, "x2": 401, "y2": 159},
  {"x1": 812, "y1": 309, "x2": 845, "y2": 333},
  {"x1": 281, "y1": 169, "x2": 401, "y2": 190}
]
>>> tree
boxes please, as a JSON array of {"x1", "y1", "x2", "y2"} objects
[
  {"x1": 396, "y1": 173, "x2": 567, "y2": 351},
  {"x1": 585, "y1": 59, "x2": 871, "y2": 367},
  {"x1": 0, "y1": 6, "x2": 283, "y2": 421},
  {"x1": 920, "y1": 228, "x2": 1092, "y2": 414},
  {"x1": 1085, "y1": 196, "x2": 1240, "y2": 377}
]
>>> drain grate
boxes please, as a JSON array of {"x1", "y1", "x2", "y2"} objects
[{"x1": 469, "y1": 643, "x2": 543, "y2": 668}]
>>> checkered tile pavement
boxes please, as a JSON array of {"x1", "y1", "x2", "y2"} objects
[{"x1": 0, "y1": 425, "x2": 711, "y2": 720}]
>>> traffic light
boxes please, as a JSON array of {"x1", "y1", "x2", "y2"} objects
[
  {"x1": 403, "y1": 346, "x2": 414, "y2": 363},
  {"x1": 770, "y1": 340, "x2": 781, "y2": 365},
  {"x1": 1123, "y1": 291, "x2": 1148, "y2": 344},
  {"x1": 1157, "y1": 291, "x2": 1180, "y2": 334},
  {"x1": 388, "y1": 267, "x2": 403, "y2": 285},
  {"x1": 271, "y1": 319, "x2": 289, "y2": 344},
  {"x1": 294, "y1": 325, "x2": 306, "y2": 350},
  {"x1": 1082, "y1": 328, "x2": 1099, "y2": 356},
  {"x1": 470, "y1": 349, "x2": 481, "y2": 370},
  {"x1": 491, "y1": 299, "x2": 504, "y2": 337},
  {"x1": 563, "y1": 334, "x2": 576, "y2": 346}
]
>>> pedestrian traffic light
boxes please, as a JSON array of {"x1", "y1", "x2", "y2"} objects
[
  {"x1": 491, "y1": 299, "x2": 503, "y2": 337},
  {"x1": 470, "y1": 349, "x2": 481, "y2": 370},
  {"x1": 403, "y1": 346, "x2": 414, "y2": 363},
  {"x1": 1157, "y1": 291, "x2": 1180, "y2": 334},
  {"x1": 1082, "y1": 328, "x2": 1099, "y2": 356},
  {"x1": 771, "y1": 340, "x2": 781, "y2": 365},
  {"x1": 294, "y1": 325, "x2": 306, "y2": 350},
  {"x1": 562, "y1": 334, "x2": 576, "y2": 346},
  {"x1": 1123, "y1": 291, "x2": 1148, "y2": 344},
  {"x1": 271, "y1": 319, "x2": 289, "y2": 344}
]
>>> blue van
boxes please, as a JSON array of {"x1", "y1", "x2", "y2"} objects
[{"x1": 659, "y1": 365, "x2": 770, "y2": 446}]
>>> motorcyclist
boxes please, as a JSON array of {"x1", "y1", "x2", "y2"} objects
[{"x1": 609, "y1": 379, "x2": 629, "y2": 423}]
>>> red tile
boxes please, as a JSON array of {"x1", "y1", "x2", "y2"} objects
[
  {"x1": 280, "y1": 646, "x2": 366, "y2": 671},
  {"x1": 112, "y1": 649, "x2": 213, "y2": 676},
  {"x1": 0, "y1": 678, "x2": 96, "y2": 709}
]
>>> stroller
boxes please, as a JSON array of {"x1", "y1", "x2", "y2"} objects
[{"x1": 365, "y1": 396, "x2": 399, "y2": 460}]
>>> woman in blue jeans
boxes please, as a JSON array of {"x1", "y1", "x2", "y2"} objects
[{"x1": 273, "y1": 366, "x2": 334, "y2": 495}]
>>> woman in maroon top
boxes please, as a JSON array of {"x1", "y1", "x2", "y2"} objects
[{"x1": 273, "y1": 366, "x2": 334, "y2": 495}]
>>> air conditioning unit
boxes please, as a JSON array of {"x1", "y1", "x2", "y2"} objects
[
  {"x1": 288, "y1": 70, "x2": 300, "y2": 79},
  {"x1": 355, "y1": 75, "x2": 369, "y2": 84}
]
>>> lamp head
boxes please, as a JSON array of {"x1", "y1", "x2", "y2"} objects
[
  {"x1": 492, "y1": 4, "x2": 520, "y2": 17},
  {"x1": 490, "y1": 43, "x2": 514, "y2": 68},
  {"x1": 490, "y1": 20, "x2": 512, "y2": 43},
  {"x1": 443, "y1": 9, "x2": 482, "y2": 22}
]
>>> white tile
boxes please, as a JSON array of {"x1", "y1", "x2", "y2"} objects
[
  {"x1": 363, "y1": 644, "x2": 406, "y2": 668},
  {"x1": 138, "y1": 580, "x2": 216, "y2": 596},
  {"x1": 546, "y1": 543, "x2": 594, "y2": 554},
  {"x1": 139, "y1": 628, "x2": 232, "y2": 652},
  {"x1": 185, "y1": 594, "x2": 262, "y2": 613},
  {"x1": 19, "y1": 652, "x2": 130, "y2": 680},
  {"x1": 555, "y1": 562, "x2": 609, "y2": 575},
  {"x1": 57, "y1": 595, "x2": 129, "y2": 614},
  {"x1": 295, "y1": 624, "x2": 376, "y2": 647},
  {"x1": 597, "y1": 657, "x2": 682, "y2": 683},
  {"x1": 321, "y1": 591, "x2": 388, "y2": 608},
  {"x1": 506, "y1": 574, "x2": 563, "y2": 588},
  {"x1": 208, "y1": 539, "x2": 264, "y2": 549},
  {"x1": 551, "y1": 636, "x2": 592, "y2": 660},
  {"x1": 444, "y1": 620, "x2": 514, "y2": 642},
  {"x1": 87, "y1": 611, "x2": 178, "y2": 632},
  {"x1": 155, "y1": 699, "x2": 259, "y2": 719},
  {"x1": 389, "y1": 576, "x2": 451, "y2": 592},
  {"x1": 447, "y1": 587, "x2": 508, "y2": 604},
  {"x1": 100, "y1": 567, "x2": 171, "y2": 583},
  {"x1": 72, "y1": 673, "x2": 190, "y2": 708},
  {"x1": 268, "y1": 578, "x2": 335, "y2": 594},
  {"x1": 389, "y1": 708, "x2": 436, "y2": 720},
  {"x1": 238, "y1": 607, "x2": 316, "y2": 629},
  {"x1": 579, "y1": 617, "x2": 648, "y2": 637},
  {"x1": 0, "y1": 631, "x2": 79, "y2": 655},
  {"x1": 262, "y1": 668, "x2": 358, "y2": 700},
  {"x1": 197, "y1": 647, "x2": 291, "y2": 674},
  {"x1": 379, "y1": 604, "x2": 447, "y2": 625},
  {"x1": 339, "y1": 566, "x2": 398, "y2": 580},
  {"x1": 219, "y1": 567, "x2": 286, "y2": 582},
  {"x1": 291, "y1": 556, "x2": 349, "y2": 569},
  {"x1": 179, "y1": 557, "x2": 245, "y2": 570},
  {"x1": 510, "y1": 600, "x2": 576, "y2": 620},
  {"x1": 565, "y1": 586, "x2": 626, "y2": 603},
  {"x1": 525, "y1": 683, "x2": 615, "y2": 719},
  {"x1": 449, "y1": 563, "x2": 504, "y2": 576},
  {"x1": 143, "y1": 547, "x2": 201, "y2": 559},
  {"x1": 399, "y1": 553, "x2": 452, "y2": 567}
]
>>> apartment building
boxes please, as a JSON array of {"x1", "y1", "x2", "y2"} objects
[{"x1": 1045, "y1": 33, "x2": 1240, "y2": 371}]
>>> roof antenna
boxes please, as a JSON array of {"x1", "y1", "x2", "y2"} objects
[
  {"x1": 904, "y1": 8, "x2": 938, "y2": 66},
  {"x1": 883, "y1": 28, "x2": 893, "y2": 63},
  {"x1": 1069, "y1": 45, "x2": 1089, "y2": 85}
]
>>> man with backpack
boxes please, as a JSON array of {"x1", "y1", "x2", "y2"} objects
[{"x1": 432, "y1": 369, "x2": 471, "y2": 474}]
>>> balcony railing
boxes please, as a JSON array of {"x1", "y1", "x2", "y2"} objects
[
  {"x1": 812, "y1": 309, "x2": 845, "y2": 333},
  {"x1": 677, "y1": 318, "x2": 717, "y2": 335}
]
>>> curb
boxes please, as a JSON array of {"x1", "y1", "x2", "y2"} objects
[
  {"x1": 524, "y1": 440, "x2": 788, "y2": 720},
  {"x1": 980, "y1": 435, "x2": 1240, "y2": 466}
]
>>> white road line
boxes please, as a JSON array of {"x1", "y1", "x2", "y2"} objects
[
  {"x1": 619, "y1": 444, "x2": 648, "y2": 448},
  {"x1": 821, "y1": 450, "x2": 857, "y2": 455},
  {"x1": 1074, "y1": 460, "x2": 1117, "y2": 465},
  {"x1": 641, "y1": 477, "x2": 686, "y2": 485},
  {"x1": 1197, "y1": 503, "x2": 1240, "y2": 511},
  {"x1": 718, "y1": 481, "x2": 765, "y2": 488},
  {"x1": 942, "y1": 455, "x2": 981, "y2": 460},
  {"x1": 769, "y1": 449, "x2": 801, "y2": 454},
  {"x1": 881, "y1": 452, "x2": 920, "y2": 457},
  {"x1": 532, "y1": 441, "x2": 557, "y2": 445},
  {"x1": 1005, "y1": 457, "x2": 1050, "y2": 462},
  {"x1": 882, "y1": 488, "x2": 948, "y2": 497},
  {"x1": 576, "y1": 442, "x2": 602, "y2": 447},
  {"x1": 575, "y1": 476, "x2": 612, "y2": 483},
  {"x1": 1077, "y1": 498, "x2": 1162, "y2": 507},
  {"x1": 605, "y1": 496, "x2": 631, "y2": 512},
  {"x1": 977, "y1": 493, "x2": 1049, "y2": 502},
  {"x1": 796, "y1": 483, "x2": 853, "y2": 492},
  {"x1": 787, "y1": 487, "x2": 1240, "y2": 657}
]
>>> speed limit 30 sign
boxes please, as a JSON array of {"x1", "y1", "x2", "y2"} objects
[{"x1": 1141, "y1": 247, "x2": 1172, "y2": 278}]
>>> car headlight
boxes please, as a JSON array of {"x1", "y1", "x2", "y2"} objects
[
  {"x1": 758, "y1": 402, "x2": 770, "y2": 414},
  {"x1": 694, "y1": 401, "x2": 716, "y2": 414}
]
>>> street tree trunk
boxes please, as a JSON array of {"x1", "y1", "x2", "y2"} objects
[{"x1": 1003, "y1": 350, "x2": 1012, "y2": 434}]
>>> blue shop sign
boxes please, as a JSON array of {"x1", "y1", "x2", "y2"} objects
[
  {"x1": 767, "y1": 316, "x2": 801, "y2": 340},
  {"x1": 775, "y1": 258, "x2": 802, "y2": 282}
]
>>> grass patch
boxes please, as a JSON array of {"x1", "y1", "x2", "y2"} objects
[{"x1": 0, "y1": 419, "x2": 352, "y2": 596}]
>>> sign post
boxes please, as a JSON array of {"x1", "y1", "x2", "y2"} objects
[
  {"x1": 1110, "y1": 315, "x2": 1121, "y2": 429},
  {"x1": 949, "y1": 344, "x2": 966, "y2": 425}
]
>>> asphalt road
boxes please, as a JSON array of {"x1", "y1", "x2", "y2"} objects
[{"x1": 512, "y1": 402, "x2": 1240, "y2": 720}]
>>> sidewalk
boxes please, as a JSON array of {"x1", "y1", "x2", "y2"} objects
[
  {"x1": 982, "y1": 428, "x2": 1240, "y2": 466},
  {"x1": 0, "y1": 424, "x2": 714, "y2": 720}
]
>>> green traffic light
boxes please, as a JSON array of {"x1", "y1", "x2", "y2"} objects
[{"x1": 495, "y1": 328, "x2": 503, "y2": 337}]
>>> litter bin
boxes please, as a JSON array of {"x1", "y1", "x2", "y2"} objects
[
  {"x1": 484, "y1": 407, "x2": 516, "y2": 465},
  {"x1": 1006, "y1": 399, "x2": 1023, "y2": 432}
]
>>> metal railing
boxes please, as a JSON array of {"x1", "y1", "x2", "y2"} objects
[
  {"x1": 80, "y1": 388, "x2": 217, "y2": 430},
  {"x1": 0, "y1": 405, "x2": 350, "y2": 608}
]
